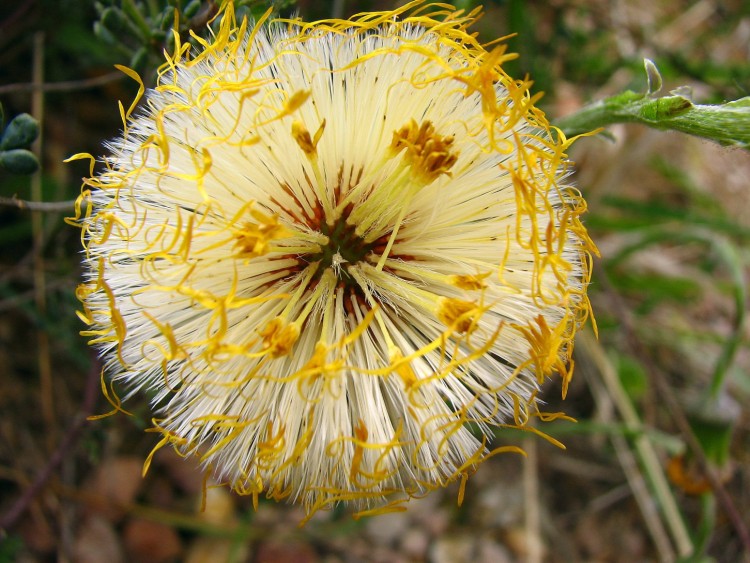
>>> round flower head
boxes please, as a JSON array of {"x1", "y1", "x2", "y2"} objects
[{"x1": 71, "y1": 1, "x2": 595, "y2": 519}]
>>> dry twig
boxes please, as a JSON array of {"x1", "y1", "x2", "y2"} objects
[
  {"x1": 0, "y1": 359, "x2": 100, "y2": 533},
  {"x1": 0, "y1": 196, "x2": 77, "y2": 213},
  {"x1": 0, "y1": 71, "x2": 123, "y2": 95}
]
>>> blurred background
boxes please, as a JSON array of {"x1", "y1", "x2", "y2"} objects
[{"x1": 0, "y1": 1, "x2": 748, "y2": 561}]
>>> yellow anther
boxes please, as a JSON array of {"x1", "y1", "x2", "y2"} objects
[
  {"x1": 258, "y1": 421, "x2": 285, "y2": 461},
  {"x1": 234, "y1": 207, "x2": 290, "y2": 259},
  {"x1": 388, "y1": 346, "x2": 418, "y2": 390},
  {"x1": 449, "y1": 272, "x2": 491, "y2": 291},
  {"x1": 299, "y1": 342, "x2": 345, "y2": 382},
  {"x1": 515, "y1": 314, "x2": 569, "y2": 384},
  {"x1": 280, "y1": 89, "x2": 311, "y2": 117},
  {"x1": 390, "y1": 119, "x2": 458, "y2": 183},
  {"x1": 437, "y1": 297, "x2": 478, "y2": 333},
  {"x1": 292, "y1": 119, "x2": 326, "y2": 157},
  {"x1": 258, "y1": 317, "x2": 300, "y2": 357},
  {"x1": 349, "y1": 419, "x2": 369, "y2": 481},
  {"x1": 303, "y1": 342, "x2": 328, "y2": 373}
]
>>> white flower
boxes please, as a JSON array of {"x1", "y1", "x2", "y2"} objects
[{"x1": 71, "y1": 0, "x2": 595, "y2": 520}]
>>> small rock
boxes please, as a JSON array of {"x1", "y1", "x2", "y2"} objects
[
  {"x1": 17, "y1": 512, "x2": 56, "y2": 554},
  {"x1": 420, "y1": 507, "x2": 450, "y2": 537},
  {"x1": 87, "y1": 456, "x2": 144, "y2": 521},
  {"x1": 504, "y1": 526, "x2": 545, "y2": 561},
  {"x1": 183, "y1": 483, "x2": 245, "y2": 563},
  {"x1": 399, "y1": 527, "x2": 429, "y2": 560},
  {"x1": 255, "y1": 540, "x2": 318, "y2": 563},
  {"x1": 473, "y1": 481, "x2": 524, "y2": 528},
  {"x1": 369, "y1": 546, "x2": 408, "y2": 563},
  {"x1": 154, "y1": 448, "x2": 204, "y2": 495},
  {"x1": 429, "y1": 535, "x2": 474, "y2": 563},
  {"x1": 336, "y1": 537, "x2": 370, "y2": 561},
  {"x1": 476, "y1": 535, "x2": 514, "y2": 563},
  {"x1": 304, "y1": 506, "x2": 333, "y2": 524},
  {"x1": 185, "y1": 537, "x2": 241, "y2": 563},
  {"x1": 404, "y1": 493, "x2": 440, "y2": 519},
  {"x1": 200, "y1": 486, "x2": 236, "y2": 526},
  {"x1": 365, "y1": 511, "x2": 410, "y2": 546},
  {"x1": 72, "y1": 515, "x2": 124, "y2": 563},
  {"x1": 123, "y1": 518, "x2": 182, "y2": 563},
  {"x1": 282, "y1": 505, "x2": 308, "y2": 525}
]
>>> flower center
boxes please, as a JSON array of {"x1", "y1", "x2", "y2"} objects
[
  {"x1": 308, "y1": 213, "x2": 376, "y2": 284},
  {"x1": 283, "y1": 118, "x2": 460, "y2": 293}
]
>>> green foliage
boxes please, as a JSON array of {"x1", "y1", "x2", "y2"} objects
[
  {"x1": 93, "y1": 0, "x2": 295, "y2": 73},
  {"x1": 615, "y1": 354, "x2": 648, "y2": 402},
  {"x1": 689, "y1": 415, "x2": 733, "y2": 468},
  {"x1": 0, "y1": 534, "x2": 24, "y2": 563},
  {"x1": 93, "y1": 0, "x2": 209, "y2": 71},
  {"x1": 596, "y1": 170, "x2": 747, "y2": 400},
  {"x1": 0, "y1": 113, "x2": 39, "y2": 151},
  {"x1": 0, "y1": 108, "x2": 40, "y2": 175},
  {"x1": 0, "y1": 149, "x2": 39, "y2": 175},
  {"x1": 609, "y1": 271, "x2": 701, "y2": 314}
]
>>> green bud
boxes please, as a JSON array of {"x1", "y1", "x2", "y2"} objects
[
  {"x1": 0, "y1": 113, "x2": 39, "y2": 150},
  {"x1": 0, "y1": 149, "x2": 40, "y2": 175}
]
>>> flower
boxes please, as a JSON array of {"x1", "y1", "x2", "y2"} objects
[{"x1": 70, "y1": 0, "x2": 595, "y2": 519}]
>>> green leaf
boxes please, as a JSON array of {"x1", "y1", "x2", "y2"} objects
[
  {"x1": 100, "y1": 6, "x2": 145, "y2": 42},
  {"x1": 121, "y1": 0, "x2": 153, "y2": 40},
  {"x1": 0, "y1": 534, "x2": 24, "y2": 562},
  {"x1": 0, "y1": 149, "x2": 40, "y2": 174},
  {"x1": 644, "y1": 58, "x2": 662, "y2": 95},
  {"x1": 688, "y1": 415, "x2": 733, "y2": 467},
  {"x1": 184, "y1": 0, "x2": 202, "y2": 19},
  {"x1": 0, "y1": 113, "x2": 39, "y2": 151},
  {"x1": 615, "y1": 354, "x2": 648, "y2": 401},
  {"x1": 131, "y1": 46, "x2": 150, "y2": 71},
  {"x1": 93, "y1": 20, "x2": 119, "y2": 45}
]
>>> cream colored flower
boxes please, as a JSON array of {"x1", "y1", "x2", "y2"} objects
[{"x1": 71, "y1": 0, "x2": 595, "y2": 519}]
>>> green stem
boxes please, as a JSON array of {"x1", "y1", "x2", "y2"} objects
[{"x1": 555, "y1": 61, "x2": 750, "y2": 149}]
